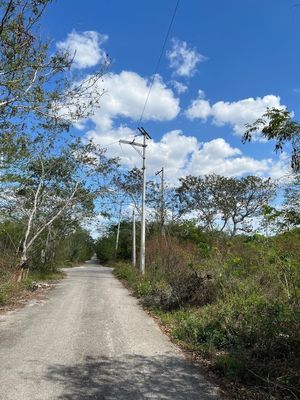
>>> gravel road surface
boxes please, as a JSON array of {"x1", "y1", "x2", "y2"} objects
[{"x1": 0, "y1": 263, "x2": 221, "y2": 399}]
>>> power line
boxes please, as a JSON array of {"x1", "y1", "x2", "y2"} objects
[
  {"x1": 118, "y1": 141, "x2": 127, "y2": 158},
  {"x1": 104, "y1": 140, "x2": 122, "y2": 147},
  {"x1": 131, "y1": 142, "x2": 143, "y2": 158},
  {"x1": 137, "y1": 0, "x2": 180, "y2": 127}
]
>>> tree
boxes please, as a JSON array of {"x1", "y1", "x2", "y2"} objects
[
  {"x1": 113, "y1": 168, "x2": 176, "y2": 236},
  {"x1": 282, "y1": 174, "x2": 300, "y2": 229},
  {"x1": 0, "y1": 135, "x2": 118, "y2": 280},
  {"x1": 176, "y1": 175, "x2": 220, "y2": 232},
  {"x1": 176, "y1": 174, "x2": 275, "y2": 237},
  {"x1": 95, "y1": 220, "x2": 138, "y2": 262},
  {"x1": 113, "y1": 168, "x2": 143, "y2": 211},
  {"x1": 0, "y1": 0, "x2": 113, "y2": 279},
  {"x1": 0, "y1": 0, "x2": 108, "y2": 159},
  {"x1": 243, "y1": 108, "x2": 300, "y2": 173},
  {"x1": 55, "y1": 228, "x2": 95, "y2": 266}
]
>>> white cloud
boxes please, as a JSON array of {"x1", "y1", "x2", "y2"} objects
[
  {"x1": 211, "y1": 96, "x2": 284, "y2": 134},
  {"x1": 56, "y1": 30, "x2": 109, "y2": 69},
  {"x1": 88, "y1": 128, "x2": 197, "y2": 179},
  {"x1": 186, "y1": 98, "x2": 211, "y2": 120},
  {"x1": 166, "y1": 38, "x2": 206, "y2": 78},
  {"x1": 185, "y1": 93, "x2": 286, "y2": 135},
  {"x1": 185, "y1": 138, "x2": 270, "y2": 177},
  {"x1": 170, "y1": 80, "x2": 188, "y2": 94},
  {"x1": 200, "y1": 138, "x2": 241, "y2": 158},
  {"x1": 148, "y1": 130, "x2": 199, "y2": 178},
  {"x1": 87, "y1": 123, "x2": 288, "y2": 184},
  {"x1": 82, "y1": 71, "x2": 180, "y2": 130}
]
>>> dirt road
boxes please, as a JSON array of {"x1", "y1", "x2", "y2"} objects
[{"x1": 0, "y1": 264, "x2": 220, "y2": 399}]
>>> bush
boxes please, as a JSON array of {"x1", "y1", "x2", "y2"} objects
[
  {"x1": 113, "y1": 262, "x2": 138, "y2": 285},
  {"x1": 135, "y1": 279, "x2": 152, "y2": 297},
  {"x1": 0, "y1": 282, "x2": 13, "y2": 305},
  {"x1": 171, "y1": 296, "x2": 299, "y2": 355}
]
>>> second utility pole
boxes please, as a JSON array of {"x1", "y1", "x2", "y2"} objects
[
  {"x1": 132, "y1": 208, "x2": 136, "y2": 268},
  {"x1": 155, "y1": 167, "x2": 165, "y2": 236},
  {"x1": 119, "y1": 127, "x2": 151, "y2": 275},
  {"x1": 115, "y1": 202, "x2": 122, "y2": 258},
  {"x1": 140, "y1": 128, "x2": 147, "y2": 274}
]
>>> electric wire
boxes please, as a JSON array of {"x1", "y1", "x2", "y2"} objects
[
  {"x1": 130, "y1": 143, "x2": 143, "y2": 158},
  {"x1": 137, "y1": 0, "x2": 180, "y2": 128},
  {"x1": 104, "y1": 140, "x2": 122, "y2": 147}
]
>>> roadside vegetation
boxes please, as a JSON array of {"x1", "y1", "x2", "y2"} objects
[
  {"x1": 0, "y1": 0, "x2": 115, "y2": 305},
  {"x1": 96, "y1": 173, "x2": 300, "y2": 399},
  {"x1": 0, "y1": 224, "x2": 95, "y2": 306}
]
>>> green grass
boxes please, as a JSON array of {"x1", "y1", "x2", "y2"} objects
[
  {"x1": 0, "y1": 269, "x2": 65, "y2": 306},
  {"x1": 28, "y1": 269, "x2": 65, "y2": 282},
  {"x1": 0, "y1": 282, "x2": 15, "y2": 305}
]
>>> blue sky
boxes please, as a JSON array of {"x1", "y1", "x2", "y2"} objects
[{"x1": 42, "y1": 0, "x2": 300, "y2": 184}]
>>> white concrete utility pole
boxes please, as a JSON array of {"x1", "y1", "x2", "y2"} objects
[
  {"x1": 115, "y1": 202, "x2": 122, "y2": 257},
  {"x1": 119, "y1": 127, "x2": 151, "y2": 275},
  {"x1": 132, "y1": 208, "x2": 136, "y2": 268},
  {"x1": 155, "y1": 167, "x2": 165, "y2": 237}
]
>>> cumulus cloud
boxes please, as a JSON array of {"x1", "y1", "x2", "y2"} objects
[
  {"x1": 170, "y1": 80, "x2": 188, "y2": 94},
  {"x1": 186, "y1": 98, "x2": 211, "y2": 120},
  {"x1": 87, "y1": 123, "x2": 287, "y2": 184},
  {"x1": 88, "y1": 128, "x2": 197, "y2": 179},
  {"x1": 185, "y1": 93, "x2": 286, "y2": 135},
  {"x1": 184, "y1": 138, "x2": 271, "y2": 177},
  {"x1": 81, "y1": 71, "x2": 180, "y2": 130},
  {"x1": 56, "y1": 30, "x2": 109, "y2": 69},
  {"x1": 166, "y1": 38, "x2": 206, "y2": 78}
]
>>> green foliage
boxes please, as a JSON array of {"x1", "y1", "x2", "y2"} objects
[
  {"x1": 113, "y1": 230, "x2": 300, "y2": 398},
  {"x1": 0, "y1": 0, "x2": 116, "y2": 274},
  {"x1": 282, "y1": 174, "x2": 300, "y2": 229},
  {"x1": 0, "y1": 267, "x2": 64, "y2": 306},
  {"x1": 56, "y1": 229, "x2": 95, "y2": 265},
  {"x1": 0, "y1": 282, "x2": 14, "y2": 305},
  {"x1": 95, "y1": 220, "x2": 138, "y2": 263},
  {"x1": 243, "y1": 108, "x2": 300, "y2": 172},
  {"x1": 214, "y1": 355, "x2": 248, "y2": 380},
  {"x1": 113, "y1": 262, "x2": 138, "y2": 285},
  {"x1": 28, "y1": 270, "x2": 65, "y2": 282},
  {"x1": 0, "y1": 223, "x2": 91, "y2": 305},
  {"x1": 95, "y1": 235, "x2": 116, "y2": 263},
  {"x1": 176, "y1": 174, "x2": 275, "y2": 236},
  {"x1": 0, "y1": 218, "x2": 94, "y2": 275},
  {"x1": 171, "y1": 296, "x2": 299, "y2": 355},
  {"x1": 135, "y1": 279, "x2": 152, "y2": 297}
]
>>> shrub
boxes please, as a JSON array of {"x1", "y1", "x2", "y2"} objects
[
  {"x1": 0, "y1": 282, "x2": 13, "y2": 305},
  {"x1": 135, "y1": 279, "x2": 152, "y2": 297},
  {"x1": 113, "y1": 262, "x2": 138, "y2": 285}
]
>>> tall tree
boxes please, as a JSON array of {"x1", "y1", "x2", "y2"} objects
[
  {"x1": 0, "y1": 0, "x2": 113, "y2": 278},
  {"x1": 0, "y1": 0, "x2": 107, "y2": 158},
  {"x1": 282, "y1": 174, "x2": 300, "y2": 229},
  {"x1": 176, "y1": 175, "x2": 220, "y2": 232},
  {"x1": 113, "y1": 167, "x2": 143, "y2": 212},
  {"x1": 176, "y1": 174, "x2": 275, "y2": 236},
  {"x1": 0, "y1": 135, "x2": 118, "y2": 279},
  {"x1": 243, "y1": 108, "x2": 300, "y2": 173}
]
